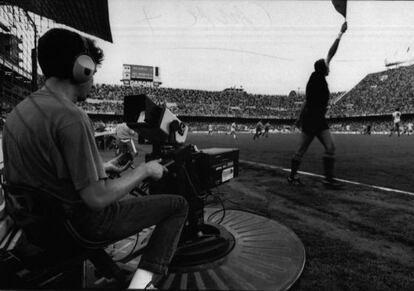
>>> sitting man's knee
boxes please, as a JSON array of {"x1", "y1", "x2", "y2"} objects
[{"x1": 174, "y1": 196, "x2": 189, "y2": 214}]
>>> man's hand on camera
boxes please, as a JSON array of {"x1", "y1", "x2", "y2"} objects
[
  {"x1": 141, "y1": 159, "x2": 168, "y2": 181},
  {"x1": 104, "y1": 159, "x2": 132, "y2": 174}
]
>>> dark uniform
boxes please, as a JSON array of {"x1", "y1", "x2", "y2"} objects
[
  {"x1": 289, "y1": 21, "x2": 347, "y2": 188},
  {"x1": 299, "y1": 72, "x2": 330, "y2": 135}
]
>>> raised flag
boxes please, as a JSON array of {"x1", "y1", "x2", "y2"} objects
[{"x1": 331, "y1": 0, "x2": 347, "y2": 18}]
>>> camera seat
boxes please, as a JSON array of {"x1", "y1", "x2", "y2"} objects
[{"x1": 1, "y1": 183, "x2": 129, "y2": 288}]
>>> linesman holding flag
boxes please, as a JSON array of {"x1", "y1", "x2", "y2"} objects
[{"x1": 288, "y1": 8, "x2": 347, "y2": 187}]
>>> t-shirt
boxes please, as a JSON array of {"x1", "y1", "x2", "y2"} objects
[
  {"x1": 2, "y1": 87, "x2": 107, "y2": 207},
  {"x1": 304, "y1": 72, "x2": 330, "y2": 118},
  {"x1": 115, "y1": 123, "x2": 136, "y2": 140},
  {"x1": 392, "y1": 111, "x2": 401, "y2": 123}
]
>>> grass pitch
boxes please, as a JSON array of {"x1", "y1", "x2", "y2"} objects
[
  {"x1": 185, "y1": 132, "x2": 414, "y2": 290},
  {"x1": 187, "y1": 132, "x2": 414, "y2": 193}
]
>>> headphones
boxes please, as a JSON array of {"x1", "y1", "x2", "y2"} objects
[{"x1": 72, "y1": 35, "x2": 96, "y2": 83}]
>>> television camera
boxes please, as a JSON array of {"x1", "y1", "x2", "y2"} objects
[{"x1": 123, "y1": 94, "x2": 239, "y2": 268}]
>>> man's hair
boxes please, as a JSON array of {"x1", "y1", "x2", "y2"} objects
[
  {"x1": 314, "y1": 58, "x2": 328, "y2": 75},
  {"x1": 38, "y1": 28, "x2": 104, "y2": 80}
]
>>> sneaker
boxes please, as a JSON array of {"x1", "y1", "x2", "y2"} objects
[
  {"x1": 287, "y1": 176, "x2": 304, "y2": 186},
  {"x1": 322, "y1": 178, "x2": 343, "y2": 189}
]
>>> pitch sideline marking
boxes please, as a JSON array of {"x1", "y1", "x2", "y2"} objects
[{"x1": 240, "y1": 160, "x2": 414, "y2": 197}]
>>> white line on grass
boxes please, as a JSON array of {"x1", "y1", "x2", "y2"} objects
[{"x1": 240, "y1": 160, "x2": 414, "y2": 197}]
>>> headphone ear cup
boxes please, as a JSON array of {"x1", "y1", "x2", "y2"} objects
[{"x1": 73, "y1": 54, "x2": 96, "y2": 83}]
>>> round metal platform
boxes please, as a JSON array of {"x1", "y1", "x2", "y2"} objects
[
  {"x1": 157, "y1": 208, "x2": 305, "y2": 290},
  {"x1": 85, "y1": 208, "x2": 305, "y2": 290}
]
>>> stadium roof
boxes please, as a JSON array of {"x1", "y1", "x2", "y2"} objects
[{"x1": 3, "y1": 0, "x2": 112, "y2": 42}]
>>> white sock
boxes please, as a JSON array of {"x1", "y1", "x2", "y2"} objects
[{"x1": 128, "y1": 268, "x2": 154, "y2": 289}]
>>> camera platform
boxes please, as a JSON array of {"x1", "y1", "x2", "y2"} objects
[
  {"x1": 169, "y1": 222, "x2": 236, "y2": 270},
  {"x1": 85, "y1": 208, "x2": 305, "y2": 290}
]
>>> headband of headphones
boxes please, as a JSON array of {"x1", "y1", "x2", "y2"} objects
[{"x1": 72, "y1": 35, "x2": 96, "y2": 83}]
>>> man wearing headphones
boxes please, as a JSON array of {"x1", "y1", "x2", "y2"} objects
[{"x1": 2, "y1": 28, "x2": 188, "y2": 289}]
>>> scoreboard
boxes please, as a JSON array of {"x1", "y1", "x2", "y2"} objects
[
  {"x1": 122, "y1": 64, "x2": 161, "y2": 87},
  {"x1": 123, "y1": 64, "x2": 153, "y2": 80}
]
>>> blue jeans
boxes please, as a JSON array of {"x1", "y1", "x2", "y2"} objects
[{"x1": 70, "y1": 194, "x2": 188, "y2": 275}]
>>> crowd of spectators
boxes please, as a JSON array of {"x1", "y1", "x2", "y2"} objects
[
  {"x1": 79, "y1": 64, "x2": 414, "y2": 119},
  {"x1": 83, "y1": 84, "x2": 305, "y2": 118},
  {"x1": 329, "y1": 64, "x2": 414, "y2": 117},
  {"x1": 79, "y1": 100, "x2": 123, "y2": 115}
]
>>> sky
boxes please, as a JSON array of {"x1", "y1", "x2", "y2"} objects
[{"x1": 92, "y1": 0, "x2": 414, "y2": 95}]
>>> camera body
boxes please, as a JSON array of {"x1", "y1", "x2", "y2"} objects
[
  {"x1": 146, "y1": 144, "x2": 239, "y2": 192},
  {"x1": 123, "y1": 94, "x2": 239, "y2": 241},
  {"x1": 123, "y1": 94, "x2": 188, "y2": 144},
  {"x1": 123, "y1": 93, "x2": 238, "y2": 192},
  {"x1": 146, "y1": 144, "x2": 239, "y2": 241}
]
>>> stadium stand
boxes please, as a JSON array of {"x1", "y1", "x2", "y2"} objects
[
  {"x1": 77, "y1": 63, "x2": 414, "y2": 135},
  {"x1": 329, "y1": 64, "x2": 414, "y2": 117},
  {"x1": 84, "y1": 84, "x2": 356, "y2": 119},
  {"x1": 84, "y1": 67, "x2": 414, "y2": 119},
  {"x1": 85, "y1": 84, "x2": 307, "y2": 118}
]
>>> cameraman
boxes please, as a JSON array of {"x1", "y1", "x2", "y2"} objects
[{"x1": 2, "y1": 28, "x2": 188, "y2": 289}]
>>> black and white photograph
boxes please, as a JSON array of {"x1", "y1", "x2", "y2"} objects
[{"x1": 0, "y1": 0, "x2": 413, "y2": 290}]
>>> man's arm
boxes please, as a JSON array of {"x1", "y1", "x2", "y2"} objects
[
  {"x1": 103, "y1": 155, "x2": 132, "y2": 173},
  {"x1": 58, "y1": 121, "x2": 166, "y2": 210},
  {"x1": 326, "y1": 22, "x2": 347, "y2": 65},
  {"x1": 79, "y1": 159, "x2": 167, "y2": 209}
]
